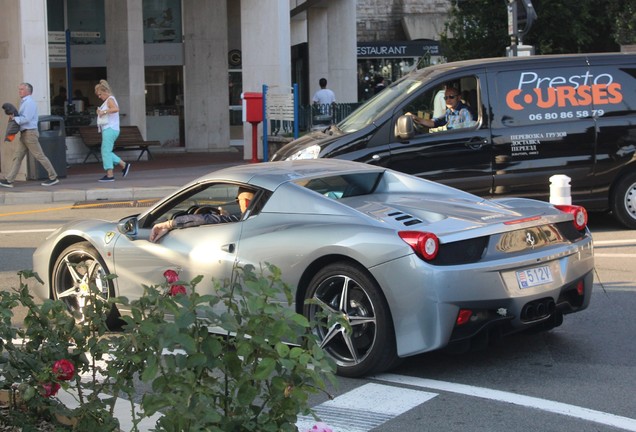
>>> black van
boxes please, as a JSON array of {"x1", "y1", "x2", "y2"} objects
[{"x1": 272, "y1": 53, "x2": 636, "y2": 228}]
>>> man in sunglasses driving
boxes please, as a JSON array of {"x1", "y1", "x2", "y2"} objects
[{"x1": 414, "y1": 86, "x2": 474, "y2": 131}]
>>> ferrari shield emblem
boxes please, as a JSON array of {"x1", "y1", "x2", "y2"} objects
[{"x1": 104, "y1": 231, "x2": 116, "y2": 245}]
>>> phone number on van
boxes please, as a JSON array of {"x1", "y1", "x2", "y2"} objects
[{"x1": 528, "y1": 109, "x2": 605, "y2": 121}]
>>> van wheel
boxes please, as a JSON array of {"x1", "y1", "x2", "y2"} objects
[{"x1": 612, "y1": 172, "x2": 636, "y2": 229}]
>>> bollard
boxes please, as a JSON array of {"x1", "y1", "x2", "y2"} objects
[{"x1": 549, "y1": 174, "x2": 571, "y2": 205}]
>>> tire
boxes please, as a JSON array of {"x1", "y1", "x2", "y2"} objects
[
  {"x1": 611, "y1": 171, "x2": 636, "y2": 229},
  {"x1": 52, "y1": 241, "x2": 120, "y2": 328},
  {"x1": 304, "y1": 262, "x2": 397, "y2": 378}
]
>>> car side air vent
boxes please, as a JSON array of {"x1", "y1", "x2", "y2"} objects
[{"x1": 387, "y1": 211, "x2": 422, "y2": 226}]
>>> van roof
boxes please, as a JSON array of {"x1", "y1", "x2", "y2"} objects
[{"x1": 416, "y1": 52, "x2": 636, "y2": 76}]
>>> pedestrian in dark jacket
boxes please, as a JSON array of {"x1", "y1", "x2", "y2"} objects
[{"x1": 2, "y1": 103, "x2": 19, "y2": 142}]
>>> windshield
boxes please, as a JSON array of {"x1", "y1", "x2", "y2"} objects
[{"x1": 338, "y1": 77, "x2": 423, "y2": 133}]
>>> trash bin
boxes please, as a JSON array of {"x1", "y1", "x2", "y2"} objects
[{"x1": 28, "y1": 115, "x2": 67, "y2": 180}]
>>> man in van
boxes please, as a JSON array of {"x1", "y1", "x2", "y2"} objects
[{"x1": 414, "y1": 86, "x2": 473, "y2": 131}]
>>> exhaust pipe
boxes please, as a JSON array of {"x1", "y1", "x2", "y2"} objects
[
  {"x1": 522, "y1": 304, "x2": 535, "y2": 320},
  {"x1": 521, "y1": 298, "x2": 556, "y2": 322}
]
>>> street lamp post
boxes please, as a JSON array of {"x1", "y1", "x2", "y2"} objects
[{"x1": 506, "y1": 0, "x2": 537, "y2": 56}]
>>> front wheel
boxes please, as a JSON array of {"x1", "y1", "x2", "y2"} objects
[
  {"x1": 611, "y1": 172, "x2": 636, "y2": 229},
  {"x1": 304, "y1": 262, "x2": 397, "y2": 377},
  {"x1": 52, "y1": 241, "x2": 119, "y2": 327}
]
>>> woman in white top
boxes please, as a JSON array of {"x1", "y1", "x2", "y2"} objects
[{"x1": 95, "y1": 79, "x2": 130, "y2": 182}]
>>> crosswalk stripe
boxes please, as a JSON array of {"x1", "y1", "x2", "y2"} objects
[{"x1": 296, "y1": 382, "x2": 437, "y2": 432}]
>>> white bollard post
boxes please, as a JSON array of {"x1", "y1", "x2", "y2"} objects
[{"x1": 549, "y1": 174, "x2": 571, "y2": 205}]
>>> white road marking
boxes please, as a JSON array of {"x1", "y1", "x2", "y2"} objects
[
  {"x1": 593, "y1": 240, "x2": 636, "y2": 245},
  {"x1": 0, "y1": 229, "x2": 55, "y2": 234},
  {"x1": 374, "y1": 373, "x2": 636, "y2": 432},
  {"x1": 296, "y1": 383, "x2": 436, "y2": 432},
  {"x1": 594, "y1": 253, "x2": 636, "y2": 258},
  {"x1": 12, "y1": 336, "x2": 636, "y2": 431}
]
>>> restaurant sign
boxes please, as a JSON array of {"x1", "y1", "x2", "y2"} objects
[{"x1": 357, "y1": 40, "x2": 441, "y2": 58}]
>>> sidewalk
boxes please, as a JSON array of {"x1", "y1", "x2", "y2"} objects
[{"x1": 0, "y1": 149, "x2": 246, "y2": 205}]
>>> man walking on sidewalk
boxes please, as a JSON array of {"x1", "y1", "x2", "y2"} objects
[{"x1": 1, "y1": 83, "x2": 59, "y2": 188}]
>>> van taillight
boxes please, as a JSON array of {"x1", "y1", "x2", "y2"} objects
[
  {"x1": 555, "y1": 205, "x2": 588, "y2": 230},
  {"x1": 399, "y1": 231, "x2": 439, "y2": 261}
]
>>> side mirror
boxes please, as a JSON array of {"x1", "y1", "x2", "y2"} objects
[
  {"x1": 117, "y1": 216, "x2": 139, "y2": 239},
  {"x1": 396, "y1": 115, "x2": 415, "y2": 140}
]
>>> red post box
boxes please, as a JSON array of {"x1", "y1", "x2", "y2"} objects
[
  {"x1": 242, "y1": 92, "x2": 263, "y2": 123},
  {"x1": 241, "y1": 92, "x2": 263, "y2": 163}
]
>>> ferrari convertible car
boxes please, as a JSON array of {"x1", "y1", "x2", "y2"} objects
[{"x1": 32, "y1": 159, "x2": 594, "y2": 377}]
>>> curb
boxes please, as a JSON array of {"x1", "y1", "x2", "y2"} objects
[{"x1": 0, "y1": 186, "x2": 179, "y2": 205}]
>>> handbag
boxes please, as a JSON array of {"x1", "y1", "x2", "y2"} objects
[{"x1": 97, "y1": 114, "x2": 108, "y2": 126}]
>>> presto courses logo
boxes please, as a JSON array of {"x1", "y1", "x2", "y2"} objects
[{"x1": 505, "y1": 71, "x2": 623, "y2": 111}]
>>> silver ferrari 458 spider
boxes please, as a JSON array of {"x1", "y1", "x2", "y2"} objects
[{"x1": 32, "y1": 159, "x2": 594, "y2": 377}]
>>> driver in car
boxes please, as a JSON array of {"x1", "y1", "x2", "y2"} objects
[
  {"x1": 150, "y1": 188, "x2": 254, "y2": 243},
  {"x1": 412, "y1": 86, "x2": 473, "y2": 131}
]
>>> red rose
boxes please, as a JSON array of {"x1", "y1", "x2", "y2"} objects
[
  {"x1": 163, "y1": 269, "x2": 179, "y2": 284},
  {"x1": 169, "y1": 284, "x2": 186, "y2": 296},
  {"x1": 52, "y1": 359, "x2": 75, "y2": 381},
  {"x1": 41, "y1": 382, "x2": 61, "y2": 398}
]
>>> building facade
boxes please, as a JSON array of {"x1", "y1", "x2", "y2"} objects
[{"x1": 0, "y1": 0, "x2": 448, "y2": 177}]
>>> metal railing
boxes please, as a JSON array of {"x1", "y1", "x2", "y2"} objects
[{"x1": 268, "y1": 102, "x2": 362, "y2": 135}]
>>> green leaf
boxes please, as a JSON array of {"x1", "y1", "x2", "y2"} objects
[
  {"x1": 237, "y1": 381, "x2": 258, "y2": 405},
  {"x1": 275, "y1": 342, "x2": 290, "y2": 357},
  {"x1": 186, "y1": 352, "x2": 207, "y2": 368},
  {"x1": 253, "y1": 357, "x2": 276, "y2": 379}
]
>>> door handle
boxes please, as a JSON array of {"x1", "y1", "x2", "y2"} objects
[
  {"x1": 465, "y1": 137, "x2": 487, "y2": 150},
  {"x1": 221, "y1": 244, "x2": 235, "y2": 253}
]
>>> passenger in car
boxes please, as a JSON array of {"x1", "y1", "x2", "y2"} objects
[
  {"x1": 414, "y1": 86, "x2": 473, "y2": 131},
  {"x1": 150, "y1": 189, "x2": 254, "y2": 243}
]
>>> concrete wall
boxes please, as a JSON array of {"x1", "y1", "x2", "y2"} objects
[
  {"x1": 357, "y1": 0, "x2": 449, "y2": 41},
  {"x1": 104, "y1": 0, "x2": 146, "y2": 133},
  {"x1": 241, "y1": 0, "x2": 291, "y2": 159},
  {"x1": 0, "y1": 0, "x2": 50, "y2": 180},
  {"x1": 183, "y1": 0, "x2": 230, "y2": 151},
  {"x1": 307, "y1": 0, "x2": 357, "y2": 104}
]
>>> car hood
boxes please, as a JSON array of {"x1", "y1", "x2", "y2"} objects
[{"x1": 271, "y1": 127, "x2": 345, "y2": 160}]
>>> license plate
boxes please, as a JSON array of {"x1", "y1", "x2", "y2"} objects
[{"x1": 516, "y1": 265, "x2": 553, "y2": 289}]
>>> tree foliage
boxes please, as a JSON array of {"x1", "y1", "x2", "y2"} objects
[{"x1": 441, "y1": 0, "x2": 635, "y2": 61}]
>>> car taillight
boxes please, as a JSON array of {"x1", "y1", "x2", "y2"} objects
[
  {"x1": 399, "y1": 231, "x2": 439, "y2": 261},
  {"x1": 555, "y1": 205, "x2": 588, "y2": 230}
]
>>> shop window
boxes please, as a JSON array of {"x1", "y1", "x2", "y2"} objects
[{"x1": 143, "y1": 0, "x2": 182, "y2": 43}]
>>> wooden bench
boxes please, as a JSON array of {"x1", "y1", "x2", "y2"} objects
[{"x1": 78, "y1": 125, "x2": 161, "y2": 163}]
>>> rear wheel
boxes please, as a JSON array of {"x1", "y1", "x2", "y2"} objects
[
  {"x1": 611, "y1": 172, "x2": 636, "y2": 229},
  {"x1": 52, "y1": 242, "x2": 119, "y2": 327},
  {"x1": 304, "y1": 262, "x2": 397, "y2": 377}
]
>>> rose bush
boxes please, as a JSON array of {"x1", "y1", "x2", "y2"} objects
[
  {"x1": 0, "y1": 264, "x2": 337, "y2": 431},
  {"x1": 40, "y1": 381, "x2": 61, "y2": 398},
  {"x1": 0, "y1": 271, "x2": 129, "y2": 431},
  {"x1": 52, "y1": 359, "x2": 75, "y2": 381}
]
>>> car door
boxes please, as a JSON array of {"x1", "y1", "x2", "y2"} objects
[
  {"x1": 383, "y1": 73, "x2": 494, "y2": 196},
  {"x1": 488, "y1": 58, "x2": 597, "y2": 202},
  {"x1": 111, "y1": 182, "x2": 247, "y2": 304}
]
